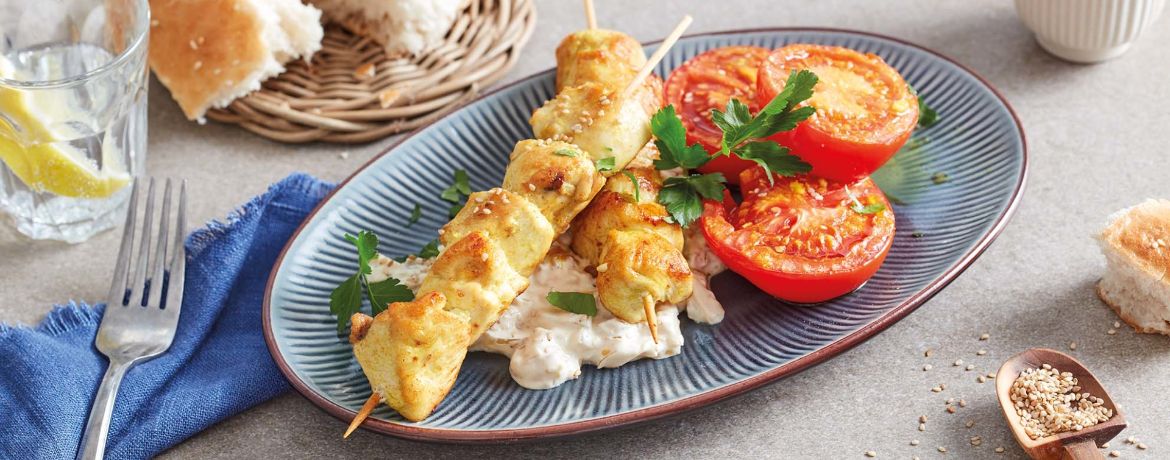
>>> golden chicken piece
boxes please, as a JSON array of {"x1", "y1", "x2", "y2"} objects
[
  {"x1": 440, "y1": 188, "x2": 556, "y2": 276},
  {"x1": 529, "y1": 77, "x2": 663, "y2": 168},
  {"x1": 570, "y1": 190, "x2": 683, "y2": 267},
  {"x1": 419, "y1": 230, "x2": 531, "y2": 344},
  {"x1": 596, "y1": 230, "x2": 694, "y2": 325},
  {"x1": 555, "y1": 29, "x2": 646, "y2": 92},
  {"x1": 348, "y1": 292, "x2": 467, "y2": 422},
  {"x1": 501, "y1": 139, "x2": 605, "y2": 234}
]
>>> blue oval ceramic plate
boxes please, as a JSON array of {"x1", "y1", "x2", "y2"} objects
[{"x1": 263, "y1": 28, "x2": 1026, "y2": 442}]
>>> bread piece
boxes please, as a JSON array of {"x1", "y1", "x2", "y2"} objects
[
  {"x1": 311, "y1": 0, "x2": 466, "y2": 56},
  {"x1": 1096, "y1": 199, "x2": 1170, "y2": 334},
  {"x1": 148, "y1": 0, "x2": 323, "y2": 120}
]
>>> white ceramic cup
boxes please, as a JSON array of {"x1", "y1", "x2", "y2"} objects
[{"x1": 1015, "y1": 0, "x2": 1166, "y2": 63}]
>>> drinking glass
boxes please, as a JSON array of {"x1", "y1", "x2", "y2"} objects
[{"x1": 0, "y1": 0, "x2": 148, "y2": 243}]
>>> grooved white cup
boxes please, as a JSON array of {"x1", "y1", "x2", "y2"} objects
[{"x1": 1015, "y1": 0, "x2": 1166, "y2": 63}]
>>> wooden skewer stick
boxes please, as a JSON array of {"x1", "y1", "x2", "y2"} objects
[
  {"x1": 621, "y1": 14, "x2": 693, "y2": 98},
  {"x1": 344, "y1": 393, "x2": 381, "y2": 439},
  {"x1": 643, "y1": 293, "x2": 660, "y2": 344},
  {"x1": 583, "y1": 0, "x2": 597, "y2": 30}
]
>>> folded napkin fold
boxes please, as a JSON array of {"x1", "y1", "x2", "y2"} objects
[{"x1": 0, "y1": 173, "x2": 335, "y2": 459}]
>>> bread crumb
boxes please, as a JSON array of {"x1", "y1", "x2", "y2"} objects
[{"x1": 355, "y1": 63, "x2": 376, "y2": 80}]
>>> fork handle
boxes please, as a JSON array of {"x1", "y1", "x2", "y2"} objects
[{"x1": 76, "y1": 360, "x2": 132, "y2": 460}]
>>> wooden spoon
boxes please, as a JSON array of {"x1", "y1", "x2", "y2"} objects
[{"x1": 995, "y1": 348, "x2": 1127, "y2": 460}]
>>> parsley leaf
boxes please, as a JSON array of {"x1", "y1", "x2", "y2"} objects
[
  {"x1": 651, "y1": 105, "x2": 711, "y2": 170},
  {"x1": 406, "y1": 203, "x2": 422, "y2": 227},
  {"x1": 329, "y1": 230, "x2": 415, "y2": 332},
  {"x1": 367, "y1": 278, "x2": 414, "y2": 315},
  {"x1": 546, "y1": 291, "x2": 597, "y2": 316},
  {"x1": 736, "y1": 141, "x2": 813, "y2": 185},
  {"x1": 911, "y1": 86, "x2": 940, "y2": 128},
  {"x1": 595, "y1": 156, "x2": 616, "y2": 172},
  {"x1": 708, "y1": 70, "x2": 816, "y2": 183},
  {"x1": 440, "y1": 169, "x2": 471, "y2": 202},
  {"x1": 344, "y1": 231, "x2": 378, "y2": 275},
  {"x1": 851, "y1": 203, "x2": 886, "y2": 215},
  {"x1": 554, "y1": 148, "x2": 578, "y2": 157},
  {"x1": 659, "y1": 173, "x2": 726, "y2": 228},
  {"x1": 621, "y1": 170, "x2": 641, "y2": 202},
  {"x1": 416, "y1": 239, "x2": 440, "y2": 259},
  {"x1": 329, "y1": 274, "x2": 363, "y2": 332}
]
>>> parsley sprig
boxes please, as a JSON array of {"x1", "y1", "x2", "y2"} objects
[
  {"x1": 440, "y1": 169, "x2": 472, "y2": 217},
  {"x1": 650, "y1": 70, "x2": 819, "y2": 227},
  {"x1": 329, "y1": 230, "x2": 415, "y2": 332}
]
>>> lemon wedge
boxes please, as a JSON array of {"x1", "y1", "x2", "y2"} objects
[{"x1": 0, "y1": 57, "x2": 130, "y2": 199}]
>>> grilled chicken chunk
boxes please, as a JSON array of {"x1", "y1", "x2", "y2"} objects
[
  {"x1": 348, "y1": 292, "x2": 467, "y2": 422},
  {"x1": 501, "y1": 139, "x2": 605, "y2": 233},
  {"x1": 529, "y1": 77, "x2": 662, "y2": 168},
  {"x1": 440, "y1": 188, "x2": 557, "y2": 276},
  {"x1": 570, "y1": 189, "x2": 683, "y2": 266},
  {"x1": 595, "y1": 230, "x2": 694, "y2": 324},
  {"x1": 419, "y1": 230, "x2": 531, "y2": 343},
  {"x1": 555, "y1": 29, "x2": 646, "y2": 91}
]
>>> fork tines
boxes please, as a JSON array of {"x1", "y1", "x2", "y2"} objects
[{"x1": 107, "y1": 178, "x2": 188, "y2": 310}]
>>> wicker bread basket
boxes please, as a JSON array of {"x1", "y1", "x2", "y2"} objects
[{"x1": 206, "y1": 0, "x2": 536, "y2": 143}]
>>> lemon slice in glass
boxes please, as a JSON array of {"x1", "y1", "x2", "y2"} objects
[{"x1": 0, "y1": 57, "x2": 130, "y2": 199}]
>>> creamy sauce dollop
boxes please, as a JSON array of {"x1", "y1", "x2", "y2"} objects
[{"x1": 369, "y1": 241, "x2": 725, "y2": 390}]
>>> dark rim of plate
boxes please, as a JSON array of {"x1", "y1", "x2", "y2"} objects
[{"x1": 261, "y1": 26, "x2": 1029, "y2": 443}]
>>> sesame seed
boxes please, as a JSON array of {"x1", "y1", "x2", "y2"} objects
[
  {"x1": 864, "y1": 451, "x2": 876, "y2": 458},
  {"x1": 923, "y1": 364, "x2": 933, "y2": 371},
  {"x1": 919, "y1": 415, "x2": 928, "y2": 423},
  {"x1": 987, "y1": 372, "x2": 996, "y2": 379},
  {"x1": 979, "y1": 333, "x2": 990, "y2": 341},
  {"x1": 150, "y1": 19, "x2": 159, "y2": 27},
  {"x1": 977, "y1": 349, "x2": 987, "y2": 356},
  {"x1": 924, "y1": 348, "x2": 934, "y2": 358},
  {"x1": 1109, "y1": 451, "x2": 1120, "y2": 457},
  {"x1": 1138, "y1": 443, "x2": 1148, "y2": 450},
  {"x1": 1107, "y1": 329, "x2": 1117, "y2": 335},
  {"x1": 931, "y1": 386, "x2": 942, "y2": 393},
  {"x1": 939, "y1": 383, "x2": 947, "y2": 390},
  {"x1": 918, "y1": 423, "x2": 926, "y2": 431},
  {"x1": 946, "y1": 406, "x2": 956, "y2": 414},
  {"x1": 482, "y1": 208, "x2": 492, "y2": 215},
  {"x1": 910, "y1": 440, "x2": 920, "y2": 446},
  {"x1": 189, "y1": 39, "x2": 198, "y2": 50},
  {"x1": 965, "y1": 420, "x2": 975, "y2": 428},
  {"x1": 959, "y1": 399, "x2": 967, "y2": 408},
  {"x1": 945, "y1": 398, "x2": 955, "y2": 404},
  {"x1": 1069, "y1": 341, "x2": 1078, "y2": 350},
  {"x1": 1101, "y1": 443, "x2": 1110, "y2": 448},
  {"x1": 977, "y1": 376, "x2": 987, "y2": 383},
  {"x1": 1126, "y1": 436, "x2": 1136, "y2": 444},
  {"x1": 528, "y1": 183, "x2": 536, "y2": 191},
  {"x1": 995, "y1": 447, "x2": 1005, "y2": 453},
  {"x1": 480, "y1": 253, "x2": 488, "y2": 261},
  {"x1": 954, "y1": 359, "x2": 964, "y2": 366},
  {"x1": 938, "y1": 447, "x2": 947, "y2": 453},
  {"x1": 1009, "y1": 364, "x2": 1114, "y2": 439},
  {"x1": 965, "y1": 364, "x2": 975, "y2": 371},
  {"x1": 193, "y1": 61, "x2": 202, "y2": 70},
  {"x1": 596, "y1": 263, "x2": 608, "y2": 273},
  {"x1": 1114, "y1": 321, "x2": 1121, "y2": 328}
]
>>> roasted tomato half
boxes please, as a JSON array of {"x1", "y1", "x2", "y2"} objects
[
  {"x1": 664, "y1": 46, "x2": 770, "y2": 184},
  {"x1": 757, "y1": 44, "x2": 919, "y2": 182},
  {"x1": 701, "y1": 167, "x2": 895, "y2": 303}
]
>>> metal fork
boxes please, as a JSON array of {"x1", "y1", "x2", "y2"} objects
[{"x1": 77, "y1": 178, "x2": 187, "y2": 460}]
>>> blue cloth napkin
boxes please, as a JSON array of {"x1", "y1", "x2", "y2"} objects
[{"x1": 0, "y1": 173, "x2": 335, "y2": 459}]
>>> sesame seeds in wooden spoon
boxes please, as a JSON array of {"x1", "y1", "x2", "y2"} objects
[{"x1": 996, "y1": 348, "x2": 1127, "y2": 460}]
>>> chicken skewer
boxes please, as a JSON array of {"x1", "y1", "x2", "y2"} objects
[
  {"x1": 343, "y1": 17, "x2": 691, "y2": 432},
  {"x1": 568, "y1": 150, "x2": 693, "y2": 343}
]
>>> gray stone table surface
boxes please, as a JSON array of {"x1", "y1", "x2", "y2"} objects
[{"x1": 3, "y1": 0, "x2": 1169, "y2": 458}]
